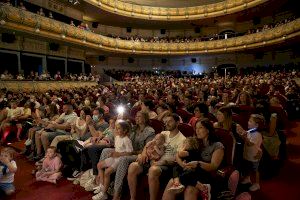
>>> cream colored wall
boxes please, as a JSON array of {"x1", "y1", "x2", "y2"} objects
[{"x1": 87, "y1": 50, "x2": 299, "y2": 74}]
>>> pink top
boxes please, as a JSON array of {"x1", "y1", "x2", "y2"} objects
[{"x1": 42, "y1": 156, "x2": 62, "y2": 172}]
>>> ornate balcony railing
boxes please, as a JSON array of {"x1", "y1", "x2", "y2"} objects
[
  {"x1": 0, "y1": 80, "x2": 97, "y2": 92},
  {"x1": 0, "y1": 4, "x2": 299, "y2": 55},
  {"x1": 84, "y1": 0, "x2": 269, "y2": 21}
]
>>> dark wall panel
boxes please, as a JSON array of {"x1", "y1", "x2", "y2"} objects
[
  {"x1": 0, "y1": 52, "x2": 18, "y2": 74},
  {"x1": 47, "y1": 58, "x2": 65, "y2": 77},
  {"x1": 67, "y1": 61, "x2": 82, "y2": 75},
  {"x1": 21, "y1": 55, "x2": 42, "y2": 77}
]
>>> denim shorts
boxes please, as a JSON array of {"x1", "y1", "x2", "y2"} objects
[{"x1": 0, "y1": 182, "x2": 15, "y2": 194}]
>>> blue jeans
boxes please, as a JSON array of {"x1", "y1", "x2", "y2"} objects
[{"x1": 0, "y1": 182, "x2": 15, "y2": 194}]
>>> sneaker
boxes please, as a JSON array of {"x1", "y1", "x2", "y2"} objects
[
  {"x1": 92, "y1": 191, "x2": 108, "y2": 200},
  {"x1": 93, "y1": 184, "x2": 104, "y2": 194},
  {"x1": 84, "y1": 177, "x2": 96, "y2": 191},
  {"x1": 240, "y1": 176, "x2": 252, "y2": 184},
  {"x1": 168, "y1": 184, "x2": 185, "y2": 194},
  {"x1": 199, "y1": 184, "x2": 211, "y2": 200},
  {"x1": 24, "y1": 139, "x2": 32, "y2": 146},
  {"x1": 74, "y1": 140, "x2": 84, "y2": 153},
  {"x1": 67, "y1": 170, "x2": 82, "y2": 181},
  {"x1": 249, "y1": 183, "x2": 260, "y2": 191}
]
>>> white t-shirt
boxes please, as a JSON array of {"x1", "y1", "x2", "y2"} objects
[
  {"x1": 115, "y1": 136, "x2": 133, "y2": 153},
  {"x1": 0, "y1": 160, "x2": 17, "y2": 183},
  {"x1": 56, "y1": 112, "x2": 78, "y2": 133},
  {"x1": 243, "y1": 131, "x2": 263, "y2": 162},
  {"x1": 160, "y1": 131, "x2": 186, "y2": 162}
]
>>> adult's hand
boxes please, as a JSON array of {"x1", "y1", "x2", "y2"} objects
[
  {"x1": 236, "y1": 124, "x2": 246, "y2": 136},
  {"x1": 137, "y1": 153, "x2": 148, "y2": 165},
  {"x1": 185, "y1": 161, "x2": 198, "y2": 170}
]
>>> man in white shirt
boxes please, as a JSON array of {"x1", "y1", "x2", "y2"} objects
[
  {"x1": 128, "y1": 113, "x2": 186, "y2": 200},
  {"x1": 40, "y1": 104, "x2": 77, "y2": 157}
]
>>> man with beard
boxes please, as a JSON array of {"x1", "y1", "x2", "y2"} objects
[{"x1": 128, "y1": 113, "x2": 186, "y2": 200}]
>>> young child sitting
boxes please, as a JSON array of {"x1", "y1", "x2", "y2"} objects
[
  {"x1": 0, "y1": 147, "x2": 17, "y2": 195},
  {"x1": 35, "y1": 146, "x2": 62, "y2": 184},
  {"x1": 144, "y1": 133, "x2": 166, "y2": 164},
  {"x1": 92, "y1": 120, "x2": 133, "y2": 200},
  {"x1": 236, "y1": 114, "x2": 264, "y2": 191},
  {"x1": 168, "y1": 137, "x2": 201, "y2": 193}
]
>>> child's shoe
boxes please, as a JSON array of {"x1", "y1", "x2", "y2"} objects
[
  {"x1": 249, "y1": 183, "x2": 260, "y2": 191},
  {"x1": 92, "y1": 191, "x2": 108, "y2": 200},
  {"x1": 93, "y1": 184, "x2": 104, "y2": 194},
  {"x1": 168, "y1": 183, "x2": 185, "y2": 194}
]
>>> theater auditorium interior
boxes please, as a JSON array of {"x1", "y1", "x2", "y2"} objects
[{"x1": 0, "y1": 0, "x2": 299, "y2": 200}]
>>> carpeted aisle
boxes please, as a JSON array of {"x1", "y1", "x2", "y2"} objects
[
  {"x1": 0, "y1": 147, "x2": 92, "y2": 200},
  {"x1": 251, "y1": 121, "x2": 300, "y2": 200},
  {"x1": 1, "y1": 121, "x2": 300, "y2": 200}
]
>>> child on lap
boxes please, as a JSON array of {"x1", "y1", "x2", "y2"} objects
[
  {"x1": 144, "y1": 133, "x2": 166, "y2": 165},
  {"x1": 169, "y1": 137, "x2": 201, "y2": 192}
]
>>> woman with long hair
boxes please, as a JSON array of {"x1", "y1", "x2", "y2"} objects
[{"x1": 162, "y1": 118, "x2": 224, "y2": 200}]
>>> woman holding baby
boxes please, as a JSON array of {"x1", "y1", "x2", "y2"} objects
[{"x1": 162, "y1": 118, "x2": 224, "y2": 200}]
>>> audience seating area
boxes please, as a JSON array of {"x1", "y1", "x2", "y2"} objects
[{"x1": 0, "y1": 68, "x2": 299, "y2": 199}]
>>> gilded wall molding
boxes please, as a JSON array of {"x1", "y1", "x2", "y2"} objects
[
  {"x1": 0, "y1": 80, "x2": 97, "y2": 92},
  {"x1": 84, "y1": 0, "x2": 269, "y2": 21},
  {"x1": 0, "y1": 4, "x2": 299, "y2": 56}
]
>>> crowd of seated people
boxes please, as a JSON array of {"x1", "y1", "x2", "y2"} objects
[
  {"x1": 0, "y1": 70, "x2": 100, "y2": 81},
  {"x1": 104, "y1": 69, "x2": 187, "y2": 81},
  {"x1": 105, "y1": 16, "x2": 296, "y2": 43},
  {"x1": 246, "y1": 16, "x2": 297, "y2": 34},
  {"x1": 0, "y1": 67, "x2": 299, "y2": 199},
  {"x1": 105, "y1": 63, "x2": 299, "y2": 82}
]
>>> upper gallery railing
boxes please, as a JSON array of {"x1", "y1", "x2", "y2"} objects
[
  {"x1": 0, "y1": 80, "x2": 98, "y2": 92},
  {"x1": 84, "y1": 0, "x2": 269, "y2": 21},
  {"x1": 0, "y1": 4, "x2": 299, "y2": 55}
]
